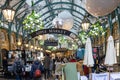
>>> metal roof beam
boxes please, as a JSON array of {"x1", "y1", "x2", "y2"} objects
[
  {"x1": 15, "y1": 1, "x2": 86, "y2": 20},
  {"x1": 0, "y1": 0, "x2": 8, "y2": 19},
  {"x1": 15, "y1": 1, "x2": 25, "y2": 14},
  {"x1": 44, "y1": 18, "x2": 81, "y2": 28},
  {"x1": 34, "y1": 1, "x2": 86, "y2": 12},
  {"x1": 45, "y1": 22, "x2": 80, "y2": 29},
  {"x1": 43, "y1": 13, "x2": 82, "y2": 22},
  {"x1": 15, "y1": 8, "x2": 28, "y2": 18},
  {"x1": 12, "y1": 0, "x2": 23, "y2": 8},
  {"x1": 45, "y1": 18, "x2": 80, "y2": 28},
  {"x1": 34, "y1": 0, "x2": 43, "y2": 6},
  {"x1": 44, "y1": 0, "x2": 55, "y2": 20},
  {"x1": 40, "y1": 7, "x2": 84, "y2": 19},
  {"x1": 71, "y1": 0, "x2": 74, "y2": 14},
  {"x1": 41, "y1": 2, "x2": 86, "y2": 12}
]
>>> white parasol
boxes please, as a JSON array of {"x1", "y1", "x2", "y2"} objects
[
  {"x1": 104, "y1": 36, "x2": 117, "y2": 80},
  {"x1": 104, "y1": 36, "x2": 117, "y2": 66},
  {"x1": 83, "y1": 38, "x2": 94, "y2": 67}
]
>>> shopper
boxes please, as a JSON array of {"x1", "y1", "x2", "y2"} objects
[
  {"x1": 49, "y1": 56, "x2": 54, "y2": 78},
  {"x1": 2, "y1": 56, "x2": 8, "y2": 77},
  {"x1": 13, "y1": 57, "x2": 25, "y2": 80},
  {"x1": 55, "y1": 57, "x2": 62, "y2": 80},
  {"x1": 30, "y1": 59, "x2": 44, "y2": 80},
  {"x1": 44, "y1": 53, "x2": 51, "y2": 79}
]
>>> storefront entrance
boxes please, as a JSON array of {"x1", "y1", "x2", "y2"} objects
[{"x1": 0, "y1": 49, "x2": 8, "y2": 68}]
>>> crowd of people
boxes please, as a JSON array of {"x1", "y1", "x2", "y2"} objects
[{"x1": 1, "y1": 53, "x2": 108, "y2": 80}]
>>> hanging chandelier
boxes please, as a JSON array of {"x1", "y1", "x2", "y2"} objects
[
  {"x1": 81, "y1": 17, "x2": 90, "y2": 31},
  {"x1": 2, "y1": 0, "x2": 15, "y2": 22}
]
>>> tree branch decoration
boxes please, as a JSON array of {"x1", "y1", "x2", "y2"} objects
[
  {"x1": 23, "y1": 10, "x2": 44, "y2": 33},
  {"x1": 79, "y1": 21, "x2": 106, "y2": 44}
]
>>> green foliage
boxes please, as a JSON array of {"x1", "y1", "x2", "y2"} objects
[
  {"x1": 23, "y1": 10, "x2": 44, "y2": 33},
  {"x1": 38, "y1": 40, "x2": 44, "y2": 45},
  {"x1": 88, "y1": 21, "x2": 106, "y2": 36},
  {"x1": 58, "y1": 36, "x2": 67, "y2": 44},
  {"x1": 78, "y1": 21, "x2": 106, "y2": 44},
  {"x1": 44, "y1": 35, "x2": 78, "y2": 51}
]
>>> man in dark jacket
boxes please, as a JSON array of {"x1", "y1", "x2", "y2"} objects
[
  {"x1": 30, "y1": 59, "x2": 44, "y2": 80},
  {"x1": 44, "y1": 53, "x2": 50, "y2": 79}
]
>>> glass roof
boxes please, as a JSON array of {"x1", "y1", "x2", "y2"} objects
[
  {"x1": 0, "y1": 0, "x2": 87, "y2": 34},
  {"x1": 25, "y1": 0, "x2": 87, "y2": 34},
  {"x1": 0, "y1": 0, "x2": 119, "y2": 50}
]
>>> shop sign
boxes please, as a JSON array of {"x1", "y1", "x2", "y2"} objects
[
  {"x1": 44, "y1": 40, "x2": 58, "y2": 46},
  {"x1": 30, "y1": 29, "x2": 77, "y2": 39}
]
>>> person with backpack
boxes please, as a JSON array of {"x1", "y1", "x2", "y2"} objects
[
  {"x1": 30, "y1": 58, "x2": 44, "y2": 80},
  {"x1": 13, "y1": 57, "x2": 25, "y2": 80}
]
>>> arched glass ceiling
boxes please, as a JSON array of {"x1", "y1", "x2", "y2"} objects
[
  {"x1": 26, "y1": 0, "x2": 87, "y2": 34},
  {"x1": 0, "y1": 0, "x2": 87, "y2": 35}
]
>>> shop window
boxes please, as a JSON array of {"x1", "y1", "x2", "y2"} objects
[{"x1": 11, "y1": 35, "x2": 14, "y2": 44}]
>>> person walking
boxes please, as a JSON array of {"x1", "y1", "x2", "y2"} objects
[
  {"x1": 13, "y1": 57, "x2": 25, "y2": 80},
  {"x1": 49, "y1": 56, "x2": 53, "y2": 78},
  {"x1": 55, "y1": 57, "x2": 62, "y2": 80},
  {"x1": 44, "y1": 53, "x2": 51, "y2": 79},
  {"x1": 30, "y1": 59, "x2": 44, "y2": 80}
]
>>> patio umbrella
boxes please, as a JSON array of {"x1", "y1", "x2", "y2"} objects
[
  {"x1": 104, "y1": 35, "x2": 117, "y2": 66},
  {"x1": 104, "y1": 36, "x2": 117, "y2": 80},
  {"x1": 83, "y1": 38, "x2": 94, "y2": 67},
  {"x1": 83, "y1": 38, "x2": 94, "y2": 80}
]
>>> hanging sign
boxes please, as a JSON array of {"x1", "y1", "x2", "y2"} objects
[
  {"x1": 30, "y1": 28, "x2": 77, "y2": 39},
  {"x1": 44, "y1": 39, "x2": 58, "y2": 46}
]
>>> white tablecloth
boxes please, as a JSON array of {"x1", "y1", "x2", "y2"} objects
[
  {"x1": 77, "y1": 72, "x2": 88, "y2": 80},
  {"x1": 92, "y1": 73, "x2": 109, "y2": 80},
  {"x1": 110, "y1": 72, "x2": 120, "y2": 80},
  {"x1": 81, "y1": 76, "x2": 88, "y2": 80}
]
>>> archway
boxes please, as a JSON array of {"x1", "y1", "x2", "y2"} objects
[
  {"x1": 0, "y1": 49, "x2": 8, "y2": 68},
  {"x1": 25, "y1": 28, "x2": 79, "y2": 44}
]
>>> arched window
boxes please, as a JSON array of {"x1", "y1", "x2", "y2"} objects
[
  {"x1": 11, "y1": 35, "x2": 14, "y2": 43},
  {"x1": 0, "y1": 31, "x2": 5, "y2": 41}
]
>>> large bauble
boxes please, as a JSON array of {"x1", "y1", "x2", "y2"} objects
[
  {"x1": 58, "y1": 11, "x2": 73, "y2": 30},
  {"x1": 85, "y1": 0, "x2": 120, "y2": 17}
]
